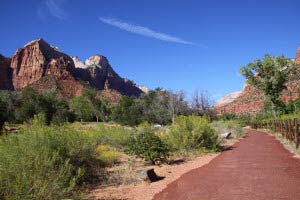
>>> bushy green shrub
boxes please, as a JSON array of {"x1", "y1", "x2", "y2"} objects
[
  {"x1": 162, "y1": 115, "x2": 219, "y2": 153},
  {"x1": 97, "y1": 145, "x2": 122, "y2": 166},
  {"x1": 0, "y1": 123, "x2": 99, "y2": 199},
  {"x1": 127, "y1": 132, "x2": 170, "y2": 164}
]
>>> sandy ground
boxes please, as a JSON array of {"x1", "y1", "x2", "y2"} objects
[{"x1": 86, "y1": 153, "x2": 219, "y2": 200}]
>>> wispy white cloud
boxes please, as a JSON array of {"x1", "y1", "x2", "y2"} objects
[
  {"x1": 45, "y1": 0, "x2": 67, "y2": 20},
  {"x1": 99, "y1": 17, "x2": 202, "y2": 46}
]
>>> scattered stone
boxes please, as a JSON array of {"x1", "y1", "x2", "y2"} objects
[
  {"x1": 221, "y1": 132, "x2": 231, "y2": 139},
  {"x1": 136, "y1": 168, "x2": 161, "y2": 182}
]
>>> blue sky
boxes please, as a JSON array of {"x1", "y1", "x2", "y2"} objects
[{"x1": 1, "y1": 0, "x2": 300, "y2": 101}]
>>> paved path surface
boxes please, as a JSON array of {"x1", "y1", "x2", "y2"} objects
[{"x1": 153, "y1": 130, "x2": 300, "y2": 200}]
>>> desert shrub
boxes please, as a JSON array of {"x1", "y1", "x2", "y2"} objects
[
  {"x1": 92, "y1": 124, "x2": 134, "y2": 149},
  {"x1": 162, "y1": 115, "x2": 219, "y2": 153},
  {"x1": 212, "y1": 120, "x2": 244, "y2": 139},
  {"x1": 97, "y1": 144, "x2": 122, "y2": 166},
  {"x1": 0, "y1": 123, "x2": 100, "y2": 199},
  {"x1": 127, "y1": 132, "x2": 170, "y2": 164}
]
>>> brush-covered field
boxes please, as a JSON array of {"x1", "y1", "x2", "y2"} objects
[{"x1": 0, "y1": 115, "x2": 243, "y2": 200}]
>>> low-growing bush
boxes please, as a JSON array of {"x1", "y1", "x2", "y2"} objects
[
  {"x1": 162, "y1": 115, "x2": 220, "y2": 153},
  {"x1": 97, "y1": 145, "x2": 122, "y2": 166},
  {"x1": 127, "y1": 132, "x2": 170, "y2": 164},
  {"x1": 0, "y1": 122, "x2": 100, "y2": 200}
]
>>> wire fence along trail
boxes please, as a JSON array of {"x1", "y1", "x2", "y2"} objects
[{"x1": 251, "y1": 119, "x2": 300, "y2": 149}]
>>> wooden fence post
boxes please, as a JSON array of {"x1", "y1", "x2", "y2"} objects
[
  {"x1": 288, "y1": 119, "x2": 292, "y2": 141},
  {"x1": 295, "y1": 118, "x2": 299, "y2": 149}
]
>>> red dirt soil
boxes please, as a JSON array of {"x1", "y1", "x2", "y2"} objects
[{"x1": 153, "y1": 130, "x2": 300, "y2": 200}]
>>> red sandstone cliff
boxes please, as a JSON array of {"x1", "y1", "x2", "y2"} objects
[
  {"x1": 0, "y1": 39, "x2": 144, "y2": 100},
  {"x1": 215, "y1": 48, "x2": 300, "y2": 115}
]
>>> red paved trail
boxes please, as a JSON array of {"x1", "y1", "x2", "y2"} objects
[{"x1": 153, "y1": 130, "x2": 300, "y2": 200}]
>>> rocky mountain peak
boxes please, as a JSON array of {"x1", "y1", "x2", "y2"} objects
[
  {"x1": 10, "y1": 38, "x2": 74, "y2": 89},
  {"x1": 0, "y1": 38, "x2": 144, "y2": 99},
  {"x1": 85, "y1": 54, "x2": 109, "y2": 68},
  {"x1": 71, "y1": 56, "x2": 87, "y2": 69}
]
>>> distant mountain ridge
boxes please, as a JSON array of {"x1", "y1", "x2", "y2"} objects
[
  {"x1": 0, "y1": 38, "x2": 146, "y2": 100},
  {"x1": 215, "y1": 48, "x2": 300, "y2": 115}
]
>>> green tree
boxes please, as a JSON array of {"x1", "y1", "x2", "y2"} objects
[
  {"x1": 240, "y1": 55, "x2": 295, "y2": 115},
  {"x1": 286, "y1": 98, "x2": 300, "y2": 114},
  {"x1": 139, "y1": 89, "x2": 171, "y2": 125},
  {"x1": 111, "y1": 96, "x2": 142, "y2": 126},
  {"x1": 0, "y1": 98, "x2": 7, "y2": 130},
  {"x1": 0, "y1": 91, "x2": 21, "y2": 123},
  {"x1": 94, "y1": 98, "x2": 110, "y2": 122},
  {"x1": 16, "y1": 88, "x2": 40, "y2": 122},
  {"x1": 70, "y1": 96, "x2": 94, "y2": 122},
  {"x1": 83, "y1": 88, "x2": 110, "y2": 122}
]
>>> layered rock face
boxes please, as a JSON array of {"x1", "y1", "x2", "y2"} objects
[
  {"x1": 72, "y1": 55, "x2": 144, "y2": 96},
  {"x1": 215, "y1": 49, "x2": 300, "y2": 115},
  {"x1": 215, "y1": 84, "x2": 266, "y2": 115},
  {"x1": 11, "y1": 39, "x2": 74, "y2": 89},
  {"x1": 0, "y1": 38, "x2": 144, "y2": 99}
]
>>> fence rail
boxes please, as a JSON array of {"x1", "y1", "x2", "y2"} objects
[{"x1": 251, "y1": 119, "x2": 300, "y2": 149}]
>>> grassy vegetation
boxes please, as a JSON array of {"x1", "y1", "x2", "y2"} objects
[
  {"x1": 0, "y1": 115, "x2": 243, "y2": 199},
  {"x1": 0, "y1": 124, "x2": 97, "y2": 199},
  {"x1": 161, "y1": 116, "x2": 220, "y2": 155}
]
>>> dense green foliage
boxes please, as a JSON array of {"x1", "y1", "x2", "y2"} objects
[
  {"x1": 127, "y1": 131, "x2": 170, "y2": 163},
  {"x1": 70, "y1": 96, "x2": 94, "y2": 122},
  {"x1": 0, "y1": 113, "x2": 243, "y2": 199},
  {"x1": 111, "y1": 96, "x2": 143, "y2": 126},
  {"x1": 0, "y1": 98, "x2": 6, "y2": 129},
  {"x1": 0, "y1": 121, "x2": 138, "y2": 199},
  {"x1": 162, "y1": 116, "x2": 220, "y2": 153},
  {"x1": 0, "y1": 123, "x2": 100, "y2": 199},
  {"x1": 111, "y1": 88, "x2": 192, "y2": 126},
  {"x1": 240, "y1": 55, "x2": 295, "y2": 115},
  {"x1": 0, "y1": 89, "x2": 72, "y2": 126},
  {"x1": 0, "y1": 86, "x2": 216, "y2": 129}
]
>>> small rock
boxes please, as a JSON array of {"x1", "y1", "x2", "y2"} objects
[
  {"x1": 220, "y1": 132, "x2": 231, "y2": 139},
  {"x1": 136, "y1": 168, "x2": 160, "y2": 182}
]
